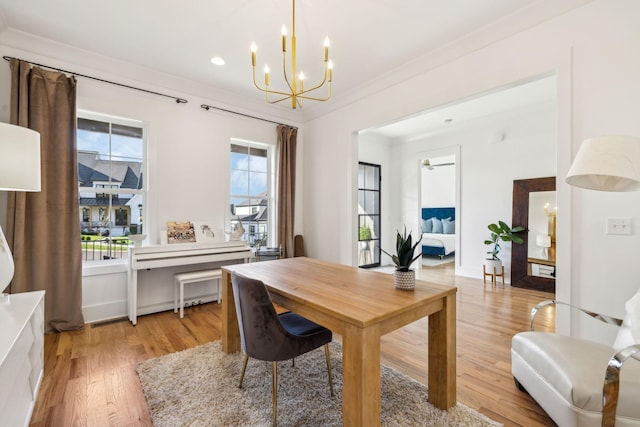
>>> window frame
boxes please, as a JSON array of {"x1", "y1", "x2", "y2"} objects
[
  {"x1": 229, "y1": 139, "x2": 275, "y2": 248},
  {"x1": 77, "y1": 109, "x2": 148, "y2": 264}
]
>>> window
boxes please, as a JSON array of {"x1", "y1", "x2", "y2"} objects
[
  {"x1": 358, "y1": 162, "x2": 381, "y2": 268},
  {"x1": 229, "y1": 141, "x2": 273, "y2": 247},
  {"x1": 77, "y1": 112, "x2": 146, "y2": 262}
]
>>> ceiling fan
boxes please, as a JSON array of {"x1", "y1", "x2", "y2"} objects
[{"x1": 421, "y1": 159, "x2": 455, "y2": 170}]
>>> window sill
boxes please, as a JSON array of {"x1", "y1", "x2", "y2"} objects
[{"x1": 82, "y1": 259, "x2": 129, "y2": 277}]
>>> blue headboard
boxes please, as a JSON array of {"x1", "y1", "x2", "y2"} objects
[{"x1": 422, "y1": 207, "x2": 455, "y2": 221}]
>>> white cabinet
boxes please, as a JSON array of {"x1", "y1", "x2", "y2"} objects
[{"x1": 0, "y1": 291, "x2": 45, "y2": 427}]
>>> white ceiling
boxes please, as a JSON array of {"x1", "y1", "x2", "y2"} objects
[
  {"x1": 0, "y1": 0, "x2": 578, "y2": 116},
  {"x1": 364, "y1": 74, "x2": 557, "y2": 141}
]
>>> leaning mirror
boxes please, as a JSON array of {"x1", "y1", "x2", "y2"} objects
[{"x1": 511, "y1": 177, "x2": 556, "y2": 293}]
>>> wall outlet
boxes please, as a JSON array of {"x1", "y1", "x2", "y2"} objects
[{"x1": 606, "y1": 217, "x2": 632, "y2": 235}]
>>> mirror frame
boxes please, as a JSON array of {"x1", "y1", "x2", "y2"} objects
[{"x1": 511, "y1": 176, "x2": 556, "y2": 293}]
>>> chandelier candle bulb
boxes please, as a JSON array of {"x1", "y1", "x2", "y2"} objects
[
  {"x1": 281, "y1": 25, "x2": 287, "y2": 52},
  {"x1": 324, "y1": 37, "x2": 330, "y2": 61},
  {"x1": 264, "y1": 65, "x2": 270, "y2": 86},
  {"x1": 251, "y1": 43, "x2": 256, "y2": 66}
]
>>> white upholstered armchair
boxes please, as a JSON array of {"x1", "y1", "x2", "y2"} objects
[{"x1": 511, "y1": 290, "x2": 640, "y2": 427}]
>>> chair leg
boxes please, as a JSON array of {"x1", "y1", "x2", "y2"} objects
[
  {"x1": 325, "y1": 344, "x2": 334, "y2": 396},
  {"x1": 272, "y1": 361, "x2": 278, "y2": 427},
  {"x1": 239, "y1": 354, "x2": 249, "y2": 388}
]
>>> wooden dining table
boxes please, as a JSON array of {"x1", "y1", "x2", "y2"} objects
[{"x1": 221, "y1": 257, "x2": 457, "y2": 426}]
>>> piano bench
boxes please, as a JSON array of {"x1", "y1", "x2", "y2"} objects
[{"x1": 173, "y1": 269, "x2": 222, "y2": 318}]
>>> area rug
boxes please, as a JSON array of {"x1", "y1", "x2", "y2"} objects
[{"x1": 136, "y1": 341, "x2": 501, "y2": 426}]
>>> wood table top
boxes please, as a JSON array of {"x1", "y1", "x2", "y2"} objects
[{"x1": 223, "y1": 256, "x2": 457, "y2": 329}]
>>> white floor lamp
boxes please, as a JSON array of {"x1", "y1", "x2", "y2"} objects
[{"x1": 0, "y1": 122, "x2": 41, "y2": 301}]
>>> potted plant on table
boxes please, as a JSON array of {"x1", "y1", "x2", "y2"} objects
[
  {"x1": 484, "y1": 220, "x2": 524, "y2": 272},
  {"x1": 382, "y1": 226, "x2": 423, "y2": 290}
]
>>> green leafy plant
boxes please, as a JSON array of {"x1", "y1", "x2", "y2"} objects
[
  {"x1": 359, "y1": 225, "x2": 372, "y2": 241},
  {"x1": 484, "y1": 220, "x2": 525, "y2": 261},
  {"x1": 381, "y1": 226, "x2": 423, "y2": 271}
]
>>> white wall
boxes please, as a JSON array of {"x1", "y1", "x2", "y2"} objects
[
  {"x1": 303, "y1": 0, "x2": 640, "y2": 342},
  {"x1": 0, "y1": 38, "x2": 303, "y2": 323},
  {"x1": 421, "y1": 164, "x2": 455, "y2": 208}
]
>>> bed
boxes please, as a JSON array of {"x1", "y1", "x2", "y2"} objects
[{"x1": 421, "y1": 207, "x2": 455, "y2": 258}]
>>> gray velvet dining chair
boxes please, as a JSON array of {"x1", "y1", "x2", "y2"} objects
[{"x1": 231, "y1": 272, "x2": 334, "y2": 427}]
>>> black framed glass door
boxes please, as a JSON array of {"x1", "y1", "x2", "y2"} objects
[{"x1": 358, "y1": 162, "x2": 381, "y2": 268}]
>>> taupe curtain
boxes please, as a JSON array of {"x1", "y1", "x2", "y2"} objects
[
  {"x1": 276, "y1": 125, "x2": 297, "y2": 258},
  {"x1": 7, "y1": 59, "x2": 84, "y2": 332}
]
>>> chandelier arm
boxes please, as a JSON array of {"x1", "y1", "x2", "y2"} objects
[
  {"x1": 264, "y1": 88, "x2": 297, "y2": 97},
  {"x1": 281, "y1": 52, "x2": 295, "y2": 95},
  {"x1": 252, "y1": 68, "x2": 296, "y2": 97},
  {"x1": 252, "y1": 66, "x2": 269, "y2": 92},
  {"x1": 298, "y1": 71, "x2": 329, "y2": 95},
  {"x1": 297, "y1": 83, "x2": 332, "y2": 102},
  {"x1": 266, "y1": 94, "x2": 295, "y2": 104}
]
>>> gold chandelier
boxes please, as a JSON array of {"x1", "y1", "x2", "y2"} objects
[{"x1": 251, "y1": 0, "x2": 333, "y2": 109}]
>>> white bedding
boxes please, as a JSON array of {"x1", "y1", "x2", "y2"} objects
[{"x1": 422, "y1": 233, "x2": 456, "y2": 255}]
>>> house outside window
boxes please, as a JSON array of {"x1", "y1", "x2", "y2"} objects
[
  {"x1": 229, "y1": 141, "x2": 274, "y2": 247},
  {"x1": 77, "y1": 111, "x2": 146, "y2": 262}
]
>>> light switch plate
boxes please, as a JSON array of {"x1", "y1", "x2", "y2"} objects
[{"x1": 606, "y1": 217, "x2": 632, "y2": 235}]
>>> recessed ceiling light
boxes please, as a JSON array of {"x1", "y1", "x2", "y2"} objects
[
  {"x1": 444, "y1": 118, "x2": 453, "y2": 123},
  {"x1": 210, "y1": 57, "x2": 225, "y2": 66}
]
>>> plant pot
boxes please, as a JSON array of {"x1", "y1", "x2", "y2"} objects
[
  {"x1": 394, "y1": 269, "x2": 415, "y2": 290},
  {"x1": 484, "y1": 259, "x2": 503, "y2": 274},
  {"x1": 129, "y1": 234, "x2": 147, "y2": 247}
]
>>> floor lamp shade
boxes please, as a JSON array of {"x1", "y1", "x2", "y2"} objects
[
  {"x1": 565, "y1": 135, "x2": 640, "y2": 192},
  {"x1": 0, "y1": 122, "x2": 41, "y2": 191},
  {"x1": 0, "y1": 122, "x2": 41, "y2": 295}
]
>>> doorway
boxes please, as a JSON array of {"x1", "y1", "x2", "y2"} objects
[
  {"x1": 357, "y1": 74, "x2": 557, "y2": 281},
  {"x1": 420, "y1": 153, "x2": 457, "y2": 269}
]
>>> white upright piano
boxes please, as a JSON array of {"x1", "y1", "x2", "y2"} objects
[{"x1": 128, "y1": 241, "x2": 251, "y2": 325}]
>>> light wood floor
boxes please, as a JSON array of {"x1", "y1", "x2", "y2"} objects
[{"x1": 30, "y1": 263, "x2": 556, "y2": 426}]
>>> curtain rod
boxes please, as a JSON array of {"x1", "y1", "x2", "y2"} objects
[
  {"x1": 200, "y1": 103, "x2": 297, "y2": 129},
  {"x1": 3, "y1": 55, "x2": 188, "y2": 104}
]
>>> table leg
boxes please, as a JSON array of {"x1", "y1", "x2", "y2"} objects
[
  {"x1": 428, "y1": 292, "x2": 457, "y2": 409},
  {"x1": 127, "y1": 265, "x2": 138, "y2": 325},
  {"x1": 221, "y1": 270, "x2": 241, "y2": 353},
  {"x1": 342, "y1": 324, "x2": 381, "y2": 426}
]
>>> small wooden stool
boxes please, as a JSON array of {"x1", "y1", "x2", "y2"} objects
[
  {"x1": 483, "y1": 265, "x2": 505, "y2": 286},
  {"x1": 174, "y1": 269, "x2": 222, "y2": 318}
]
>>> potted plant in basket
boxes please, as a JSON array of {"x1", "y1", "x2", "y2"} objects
[
  {"x1": 382, "y1": 226, "x2": 423, "y2": 290},
  {"x1": 484, "y1": 220, "x2": 524, "y2": 272}
]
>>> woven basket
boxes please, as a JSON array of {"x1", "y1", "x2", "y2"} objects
[{"x1": 393, "y1": 269, "x2": 415, "y2": 290}]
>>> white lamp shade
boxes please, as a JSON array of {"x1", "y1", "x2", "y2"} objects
[
  {"x1": 0, "y1": 122, "x2": 41, "y2": 191},
  {"x1": 565, "y1": 135, "x2": 640, "y2": 192}
]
